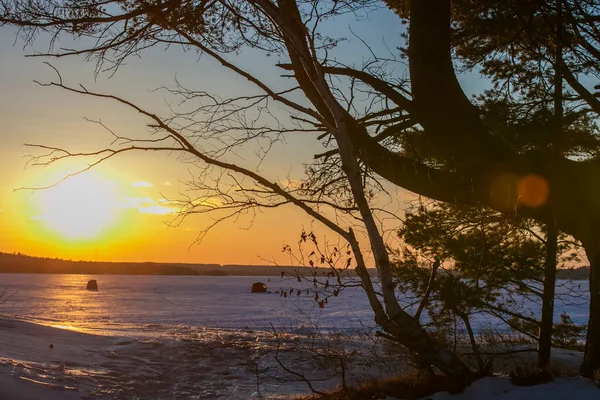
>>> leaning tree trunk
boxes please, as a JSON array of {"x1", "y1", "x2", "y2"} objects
[
  {"x1": 539, "y1": 1, "x2": 562, "y2": 370},
  {"x1": 265, "y1": 0, "x2": 476, "y2": 386},
  {"x1": 581, "y1": 240, "x2": 600, "y2": 377},
  {"x1": 457, "y1": 311, "x2": 484, "y2": 372},
  {"x1": 538, "y1": 221, "x2": 558, "y2": 369},
  {"x1": 381, "y1": 311, "x2": 475, "y2": 388},
  {"x1": 269, "y1": 0, "x2": 476, "y2": 386}
]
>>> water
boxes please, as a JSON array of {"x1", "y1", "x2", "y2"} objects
[{"x1": 0, "y1": 274, "x2": 591, "y2": 338}]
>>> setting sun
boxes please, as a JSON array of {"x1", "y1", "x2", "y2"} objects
[{"x1": 38, "y1": 172, "x2": 119, "y2": 240}]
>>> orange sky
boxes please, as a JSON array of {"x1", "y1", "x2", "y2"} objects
[
  {"x1": 0, "y1": 10, "x2": 416, "y2": 265},
  {"x1": 0, "y1": 151, "x2": 352, "y2": 264},
  {"x1": 0, "y1": 39, "x2": 310, "y2": 264},
  {"x1": 0, "y1": 8, "x2": 484, "y2": 265}
]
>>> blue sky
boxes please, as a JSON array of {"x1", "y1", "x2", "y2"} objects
[{"x1": 0, "y1": 4, "x2": 490, "y2": 264}]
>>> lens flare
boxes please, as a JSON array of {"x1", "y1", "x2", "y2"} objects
[
  {"x1": 518, "y1": 174, "x2": 549, "y2": 208},
  {"x1": 489, "y1": 173, "x2": 549, "y2": 210}
]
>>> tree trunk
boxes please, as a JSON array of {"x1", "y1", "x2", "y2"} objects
[
  {"x1": 415, "y1": 259, "x2": 439, "y2": 321},
  {"x1": 538, "y1": 221, "x2": 558, "y2": 369},
  {"x1": 381, "y1": 312, "x2": 475, "y2": 388},
  {"x1": 268, "y1": 0, "x2": 476, "y2": 386},
  {"x1": 581, "y1": 240, "x2": 600, "y2": 377},
  {"x1": 458, "y1": 311, "x2": 484, "y2": 372},
  {"x1": 348, "y1": 231, "x2": 474, "y2": 387},
  {"x1": 539, "y1": 1, "x2": 562, "y2": 370}
]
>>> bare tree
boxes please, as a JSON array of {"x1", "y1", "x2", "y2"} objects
[
  {"x1": 4, "y1": 0, "x2": 600, "y2": 380},
  {"x1": 13, "y1": 59, "x2": 473, "y2": 383}
]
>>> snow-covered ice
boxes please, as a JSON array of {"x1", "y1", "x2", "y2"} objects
[
  {"x1": 0, "y1": 274, "x2": 590, "y2": 336},
  {"x1": 0, "y1": 273, "x2": 596, "y2": 399}
]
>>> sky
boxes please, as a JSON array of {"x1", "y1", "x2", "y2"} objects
[{"x1": 0, "y1": 4, "x2": 490, "y2": 265}]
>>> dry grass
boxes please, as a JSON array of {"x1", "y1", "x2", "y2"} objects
[
  {"x1": 295, "y1": 348, "x2": 593, "y2": 399},
  {"x1": 297, "y1": 371, "x2": 459, "y2": 400}
]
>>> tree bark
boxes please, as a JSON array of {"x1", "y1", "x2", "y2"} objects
[
  {"x1": 267, "y1": 0, "x2": 476, "y2": 385},
  {"x1": 538, "y1": 221, "x2": 558, "y2": 369},
  {"x1": 408, "y1": 0, "x2": 511, "y2": 167},
  {"x1": 458, "y1": 311, "x2": 484, "y2": 372},
  {"x1": 581, "y1": 240, "x2": 600, "y2": 377},
  {"x1": 539, "y1": 4, "x2": 562, "y2": 368},
  {"x1": 415, "y1": 259, "x2": 439, "y2": 321},
  {"x1": 381, "y1": 312, "x2": 475, "y2": 388}
]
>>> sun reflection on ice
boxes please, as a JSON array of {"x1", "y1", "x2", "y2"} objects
[{"x1": 49, "y1": 323, "x2": 87, "y2": 332}]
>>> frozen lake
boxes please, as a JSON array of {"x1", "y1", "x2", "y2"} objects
[
  {"x1": 0, "y1": 273, "x2": 594, "y2": 399},
  {"x1": 0, "y1": 274, "x2": 591, "y2": 338}
]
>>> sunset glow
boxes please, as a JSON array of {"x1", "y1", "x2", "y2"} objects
[{"x1": 38, "y1": 172, "x2": 119, "y2": 240}]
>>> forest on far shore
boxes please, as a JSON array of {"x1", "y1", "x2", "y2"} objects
[
  {"x1": 0, "y1": 252, "x2": 344, "y2": 276},
  {"x1": 0, "y1": 252, "x2": 590, "y2": 279}
]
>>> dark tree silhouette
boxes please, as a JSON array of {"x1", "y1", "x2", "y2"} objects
[{"x1": 2, "y1": 0, "x2": 600, "y2": 379}]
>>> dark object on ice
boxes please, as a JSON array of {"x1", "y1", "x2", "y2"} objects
[
  {"x1": 86, "y1": 280, "x2": 98, "y2": 291},
  {"x1": 509, "y1": 367, "x2": 553, "y2": 386},
  {"x1": 251, "y1": 282, "x2": 267, "y2": 293},
  {"x1": 49, "y1": 344, "x2": 54, "y2": 349}
]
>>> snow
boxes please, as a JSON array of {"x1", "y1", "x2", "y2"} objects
[
  {"x1": 0, "y1": 274, "x2": 590, "y2": 336},
  {"x1": 0, "y1": 274, "x2": 377, "y2": 335},
  {"x1": 415, "y1": 377, "x2": 599, "y2": 400},
  {"x1": 0, "y1": 317, "x2": 407, "y2": 399},
  {"x1": 0, "y1": 274, "x2": 596, "y2": 399}
]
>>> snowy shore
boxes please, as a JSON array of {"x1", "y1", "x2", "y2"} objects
[
  {"x1": 0, "y1": 318, "x2": 109, "y2": 399},
  {"x1": 0, "y1": 317, "x2": 284, "y2": 399},
  {"x1": 0, "y1": 317, "x2": 401, "y2": 399},
  {"x1": 0, "y1": 273, "x2": 597, "y2": 399},
  {"x1": 1, "y1": 318, "x2": 599, "y2": 399},
  {"x1": 417, "y1": 376, "x2": 600, "y2": 400}
]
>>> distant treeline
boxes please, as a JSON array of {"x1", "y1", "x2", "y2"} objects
[
  {"x1": 0, "y1": 252, "x2": 212, "y2": 276},
  {"x1": 447, "y1": 266, "x2": 589, "y2": 281},
  {"x1": 0, "y1": 252, "x2": 589, "y2": 279},
  {"x1": 0, "y1": 252, "x2": 353, "y2": 277},
  {"x1": 555, "y1": 266, "x2": 590, "y2": 280}
]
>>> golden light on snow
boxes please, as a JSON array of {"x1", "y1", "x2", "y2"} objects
[
  {"x1": 39, "y1": 172, "x2": 119, "y2": 240},
  {"x1": 518, "y1": 174, "x2": 549, "y2": 208},
  {"x1": 50, "y1": 323, "x2": 87, "y2": 332}
]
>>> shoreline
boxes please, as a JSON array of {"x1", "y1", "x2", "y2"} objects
[
  {"x1": 0, "y1": 318, "x2": 598, "y2": 399},
  {"x1": 0, "y1": 317, "x2": 376, "y2": 399},
  {"x1": 0, "y1": 271, "x2": 590, "y2": 281},
  {"x1": 0, "y1": 318, "x2": 115, "y2": 400},
  {"x1": 0, "y1": 317, "x2": 274, "y2": 399}
]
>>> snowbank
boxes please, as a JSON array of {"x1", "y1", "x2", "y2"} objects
[
  {"x1": 0, "y1": 317, "x2": 116, "y2": 399},
  {"x1": 0, "y1": 317, "x2": 398, "y2": 399},
  {"x1": 417, "y1": 376, "x2": 599, "y2": 400},
  {"x1": 2, "y1": 317, "x2": 598, "y2": 400}
]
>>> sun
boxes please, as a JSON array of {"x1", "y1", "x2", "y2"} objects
[{"x1": 39, "y1": 172, "x2": 119, "y2": 240}]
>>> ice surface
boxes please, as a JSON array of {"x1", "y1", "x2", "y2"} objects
[
  {"x1": 0, "y1": 274, "x2": 590, "y2": 337},
  {"x1": 0, "y1": 274, "x2": 595, "y2": 399}
]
